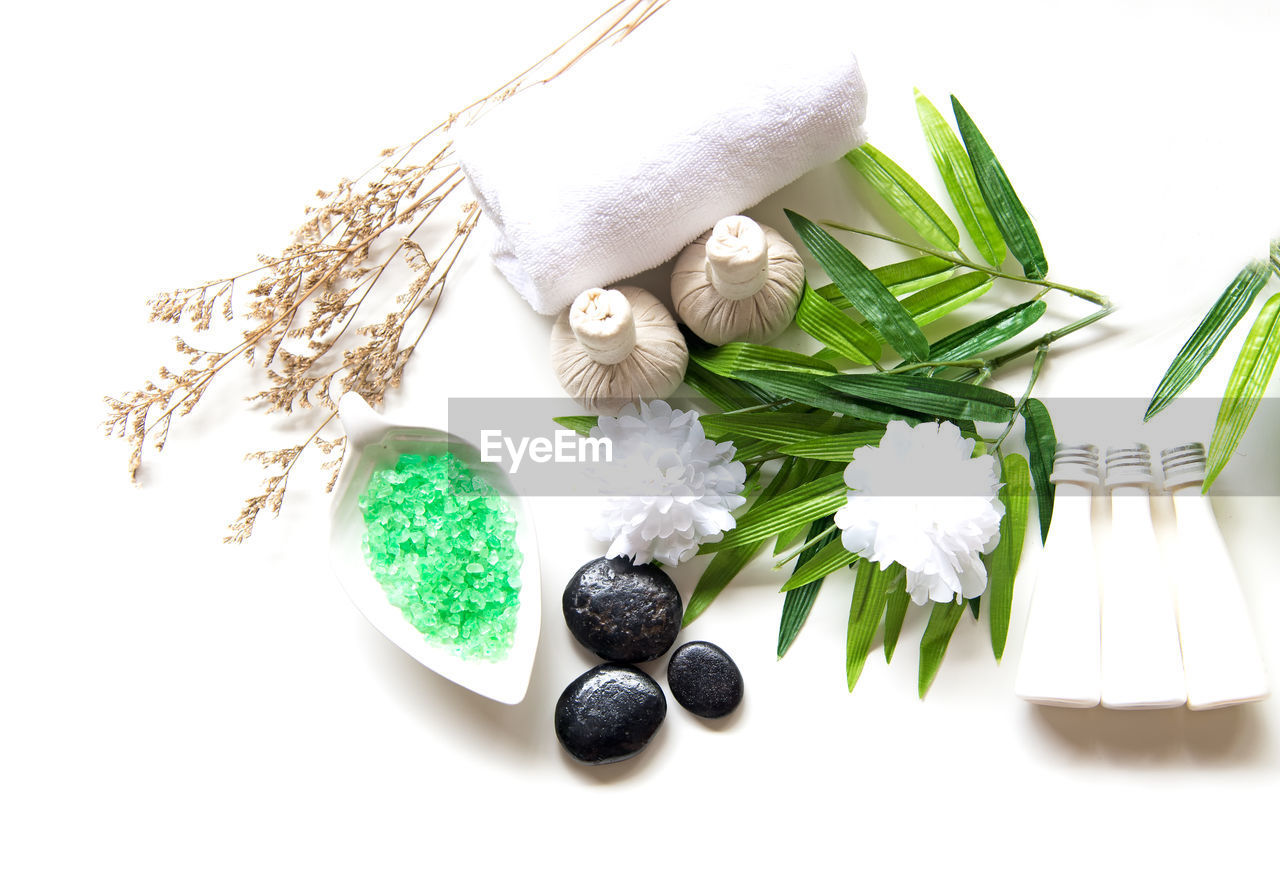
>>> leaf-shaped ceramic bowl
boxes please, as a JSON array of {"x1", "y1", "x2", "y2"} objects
[{"x1": 329, "y1": 393, "x2": 541, "y2": 704}]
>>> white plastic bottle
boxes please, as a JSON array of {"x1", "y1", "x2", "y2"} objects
[
  {"x1": 1161, "y1": 443, "x2": 1269, "y2": 710},
  {"x1": 1099, "y1": 444, "x2": 1186, "y2": 709},
  {"x1": 1015, "y1": 444, "x2": 1102, "y2": 707}
]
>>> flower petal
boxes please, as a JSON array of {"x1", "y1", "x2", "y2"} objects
[{"x1": 834, "y1": 419, "x2": 1002, "y2": 604}]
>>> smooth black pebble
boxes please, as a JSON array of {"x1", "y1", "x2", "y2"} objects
[
  {"x1": 562, "y1": 556, "x2": 683, "y2": 662},
  {"x1": 554, "y1": 664, "x2": 667, "y2": 765},
  {"x1": 667, "y1": 641, "x2": 743, "y2": 718}
]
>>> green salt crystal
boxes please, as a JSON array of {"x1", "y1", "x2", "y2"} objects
[{"x1": 358, "y1": 452, "x2": 522, "y2": 661}]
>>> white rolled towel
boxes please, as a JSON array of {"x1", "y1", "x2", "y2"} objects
[{"x1": 456, "y1": 1, "x2": 868, "y2": 315}]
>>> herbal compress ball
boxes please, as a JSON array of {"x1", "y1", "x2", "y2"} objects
[
  {"x1": 562, "y1": 556, "x2": 683, "y2": 662},
  {"x1": 555, "y1": 664, "x2": 667, "y2": 765},
  {"x1": 549, "y1": 286, "x2": 688, "y2": 413},
  {"x1": 667, "y1": 641, "x2": 744, "y2": 718},
  {"x1": 359, "y1": 452, "x2": 521, "y2": 661},
  {"x1": 671, "y1": 215, "x2": 805, "y2": 345}
]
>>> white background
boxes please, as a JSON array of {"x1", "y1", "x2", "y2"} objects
[{"x1": 4, "y1": 0, "x2": 1279, "y2": 889}]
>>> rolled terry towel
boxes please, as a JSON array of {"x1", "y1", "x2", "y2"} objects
[{"x1": 456, "y1": 2, "x2": 868, "y2": 315}]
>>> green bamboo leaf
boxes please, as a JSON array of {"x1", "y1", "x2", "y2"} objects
[
  {"x1": 724, "y1": 439, "x2": 772, "y2": 464},
  {"x1": 845, "y1": 144, "x2": 960, "y2": 252},
  {"x1": 772, "y1": 459, "x2": 830, "y2": 554},
  {"x1": 822, "y1": 270, "x2": 991, "y2": 332},
  {"x1": 785, "y1": 210, "x2": 930, "y2": 362},
  {"x1": 684, "y1": 362, "x2": 776, "y2": 410},
  {"x1": 735, "y1": 369, "x2": 865, "y2": 416},
  {"x1": 1205, "y1": 292, "x2": 1280, "y2": 490},
  {"x1": 774, "y1": 525, "x2": 810, "y2": 555},
  {"x1": 951, "y1": 96, "x2": 1048, "y2": 280},
  {"x1": 684, "y1": 544, "x2": 763, "y2": 627},
  {"x1": 1144, "y1": 260, "x2": 1273, "y2": 420},
  {"x1": 702, "y1": 472, "x2": 847, "y2": 552},
  {"x1": 778, "y1": 519, "x2": 840, "y2": 657},
  {"x1": 776, "y1": 430, "x2": 886, "y2": 461},
  {"x1": 822, "y1": 374, "x2": 1016, "y2": 423},
  {"x1": 699, "y1": 411, "x2": 870, "y2": 446},
  {"x1": 810, "y1": 347, "x2": 848, "y2": 367},
  {"x1": 739, "y1": 469, "x2": 845, "y2": 516},
  {"x1": 983, "y1": 452, "x2": 1031, "y2": 661},
  {"x1": 882, "y1": 580, "x2": 910, "y2": 664},
  {"x1": 691, "y1": 342, "x2": 838, "y2": 378},
  {"x1": 553, "y1": 415, "x2": 598, "y2": 437},
  {"x1": 846, "y1": 561, "x2": 894, "y2": 691},
  {"x1": 871, "y1": 256, "x2": 956, "y2": 294},
  {"x1": 818, "y1": 256, "x2": 955, "y2": 305},
  {"x1": 760, "y1": 456, "x2": 802, "y2": 498},
  {"x1": 918, "y1": 600, "x2": 967, "y2": 698},
  {"x1": 782, "y1": 536, "x2": 857, "y2": 592},
  {"x1": 796, "y1": 283, "x2": 883, "y2": 365},
  {"x1": 1270, "y1": 240, "x2": 1279, "y2": 277},
  {"x1": 685, "y1": 456, "x2": 801, "y2": 625},
  {"x1": 1021, "y1": 397, "x2": 1057, "y2": 543},
  {"x1": 914, "y1": 90, "x2": 1007, "y2": 267},
  {"x1": 899, "y1": 271, "x2": 995, "y2": 327},
  {"x1": 923, "y1": 300, "x2": 1047, "y2": 365},
  {"x1": 736, "y1": 370, "x2": 927, "y2": 423}
]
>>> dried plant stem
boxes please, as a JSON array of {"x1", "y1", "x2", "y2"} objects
[
  {"x1": 225, "y1": 411, "x2": 342, "y2": 544},
  {"x1": 104, "y1": 1, "x2": 667, "y2": 542}
]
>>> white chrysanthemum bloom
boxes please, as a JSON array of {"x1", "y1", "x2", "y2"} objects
[
  {"x1": 835, "y1": 420, "x2": 1003, "y2": 606},
  {"x1": 590, "y1": 400, "x2": 747, "y2": 566}
]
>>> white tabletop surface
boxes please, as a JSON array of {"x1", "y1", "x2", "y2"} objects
[{"x1": 4, "y1": 1, "x2": 1279, "y2": 889}]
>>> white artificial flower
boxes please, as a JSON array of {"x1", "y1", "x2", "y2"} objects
[
  {"x1": 835, "y1": 420, "x2": 1003, "y2": 606},
  {"x1": 590, "y1": 400, "x2": 747, "y2": 566}
]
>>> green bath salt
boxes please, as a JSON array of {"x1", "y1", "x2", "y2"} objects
[{"x1": 359, "y1": 452, "x2": 522, "y2": 661}]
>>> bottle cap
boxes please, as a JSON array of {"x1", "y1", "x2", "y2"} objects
[
  {"x1": 1050, "y1": 442, "x2": 1100, "y2": 487},
  {"x1": 1160, "y1": 442, "x2": 1207, "y2": 490},
  {"x1": 1104, "y1": 443, "x2": 1154, "y2": 489}
]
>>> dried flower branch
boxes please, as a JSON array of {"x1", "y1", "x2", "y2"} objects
[{"x1": 103, "y1": 0, "x2": 668, "y2": 542}]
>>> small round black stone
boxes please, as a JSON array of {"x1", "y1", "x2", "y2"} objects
[
  {"x1": 562, "y1": 556, "x2": 683, "y2": 662},
  {"x1": 666, "y1": 641, "x2": 744, "y2": 718},
  {"x1": 554, "y1": 663, "x2": 667, "y2": 765}
]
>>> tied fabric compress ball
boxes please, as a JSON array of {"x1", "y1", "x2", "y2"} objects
[
  {"x1": 671, "y1": 215, "x2": 805, "y2": 345},
  {"x1": 550, "y1": 286, "x2": 688, "y2": 413}
]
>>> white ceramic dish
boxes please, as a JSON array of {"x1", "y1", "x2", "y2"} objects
[{"x1": 329, "y1": 393, "x2": 541, "y2": 705}]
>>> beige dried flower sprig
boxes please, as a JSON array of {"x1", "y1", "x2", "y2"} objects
[{"x1": 103, "y1": 0, "x2": 668, "y2": 542}]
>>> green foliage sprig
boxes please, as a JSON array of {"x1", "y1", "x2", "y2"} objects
[
  {"x1": 557, "y1": 92, "x2": 1115, "y2": 697},
  {"x1": 1145, "y1": 245, "x2": 1280, "y2": 488}
]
